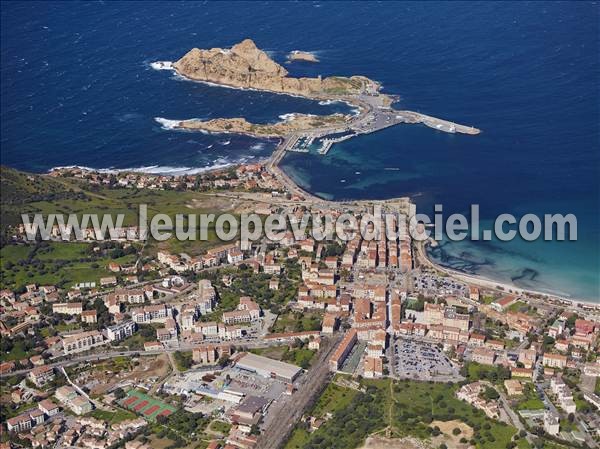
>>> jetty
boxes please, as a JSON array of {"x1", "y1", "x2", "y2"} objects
[{"x1": 405, "y1": 111, "x2": 480, "y2": 135}]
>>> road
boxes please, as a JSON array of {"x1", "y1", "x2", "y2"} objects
[
  {"x1": 59, "y1": 366, "x2": 109, "y2": 411},
  {"x1": 257, "y1": 332, "x2": 343, "y2": 449},
  {"x1": 0, "y1": 336, "x2": 302, "y2": 379},
  {"x1": 497, "y1": 389, "x2": 525, "y2": 431}
]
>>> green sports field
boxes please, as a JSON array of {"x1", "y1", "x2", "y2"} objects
[{"x1": 120, "y1": 389, "x2": 177, "y2": 422}]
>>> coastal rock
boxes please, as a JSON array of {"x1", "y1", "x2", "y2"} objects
[
  {"x1": 173, "y1": 38, "x2": 377, "y2": 98},
  {"x1": 287, "y1": 50, "x2": 319, "y2": 63}
]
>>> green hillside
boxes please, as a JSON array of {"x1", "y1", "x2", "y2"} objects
[
  {"x1": 0, "y1": 166, "x2": 88, "y2": 233},
  {"x1": 0, "y1": 166, "x2": 238, "y2": 290}
]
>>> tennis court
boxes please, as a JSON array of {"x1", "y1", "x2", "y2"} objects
[{"x1": 119, "y1": 389, "x2": 177, "y2": 421}]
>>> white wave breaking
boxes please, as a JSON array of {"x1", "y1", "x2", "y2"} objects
[
  {"x1": 278, "y1": 113, "x2": 316, "y2": 121},
  {"x1": 150, "y1": 61, "x2": 174, "y2": 71},
  {"x1": 154, "y1": 117, "x2": 181, "y2": 130},
  {"x1": 50, "y1": 155, "x2": 267, "y2": 177}
]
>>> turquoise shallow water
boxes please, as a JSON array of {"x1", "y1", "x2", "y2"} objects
[{"x1": 1, "y1": 2, "x2": 598, "y2": 300}]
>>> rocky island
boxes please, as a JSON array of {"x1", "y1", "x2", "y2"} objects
[
  {"x1": 177, "y1": 113, "x2": 349, "y2": 138},
  {"x1": 287, "y1": 50, "x2": 319, "y2": 63},
  {"x1": 173, "y1": 38, "x2": 379, "y2": 99}
]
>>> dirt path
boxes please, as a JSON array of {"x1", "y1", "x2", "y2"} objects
[
  {"x1": 360, "y1": 436, "x2": 429, "y2": 449},
  {"x1": 386, "y1": 379, "x2": 394, "y2": 438},
  {"x1": 150, "y1": 355, "x2": 175, "y2": 395}
]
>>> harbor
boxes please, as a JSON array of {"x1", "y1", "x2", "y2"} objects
[
  {"x1": 287, "y1": 130, "x2": 357, "y2": 154},
  {"x1": 278, "y1": 97, "x2": 480, "y2": 158}
]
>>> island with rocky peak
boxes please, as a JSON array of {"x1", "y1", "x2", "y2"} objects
[{"x1": 172, "y1": 38, "x2": 376, "y2": 99}]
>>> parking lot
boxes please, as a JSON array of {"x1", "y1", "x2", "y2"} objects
[
  {"x1": 412, "y1": 273, "x2": 468, "y2": 298},
  {"x1": 393, "y1": 338, "x2": 460, "y2": 381}
]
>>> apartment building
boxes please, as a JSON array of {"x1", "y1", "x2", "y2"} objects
[{"x1": 62, "y1": 330, "x2": 105, "y2": 355}]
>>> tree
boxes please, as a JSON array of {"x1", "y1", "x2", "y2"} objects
[
  {"x1": 114, "y1": 387, "x2": 126, "y2": 399},
  {"x1": 218, "y1": 354, "x2": 230, "y2": 368},
  {"x1": 447, "y1": 346, "x2": 457, "y2": 360},
  {"x1": 482, "y1": 386, "x2": 500, "y2": 401},
  {"x1": 173, "y1": 351, "x2": 192, "y2": 370},
  {"x1": 156, "y1": 414, "x2": 168, "y2": 425}
]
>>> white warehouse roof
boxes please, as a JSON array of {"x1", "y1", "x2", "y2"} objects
[{"x1": 235, "y1": 352, "x2": 302, "y2": 382}]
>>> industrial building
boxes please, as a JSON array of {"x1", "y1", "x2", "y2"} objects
[{"x1": 234, "y1": 352, "x2": 302, "y2": 382}]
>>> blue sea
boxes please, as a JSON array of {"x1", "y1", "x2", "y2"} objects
[{"x1": 1, "y1": 2, "x2": 598, "y2": 301}]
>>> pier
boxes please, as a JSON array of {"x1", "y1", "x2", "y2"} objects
[{"x1": 405, "y1": 111, "x2": 480, "y2": 135}]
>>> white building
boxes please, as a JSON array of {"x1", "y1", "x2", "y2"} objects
[
  {"x1": 28, "y1": 365, "x2": 54, "y2": 387},
  {"x1": 104, "y1": 320, "x2": 136, "y2": 342},
  {"x1": 222, "y1": 297, "x2": 261, "y2": 325},
  {"x1": 131, "y1": 304, "x2": 172, "y2": 324},
  {"x1": 197, "y1": 279, "x2": 216, "y2": 314},
  {"x1": 544, "y1": 410, "x2": 560, "y2": 436},
  {"x1": 62, "y1": 331, "x2": 105, "y2": 355},
  {"x1": 235, "y1": 352, "x2": 301, "y2": 382},
  {"x1": 550, "y1": 377, "x2": 577, "y2": 414},
  {"x1": 227, "y1": 248, "x2": 244, "y2": 264}
]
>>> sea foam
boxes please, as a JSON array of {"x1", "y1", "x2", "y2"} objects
[
  {"x1": 150, "y1": 61, "x2": 174, "y2": 71},
  {"x1": 154, "y1": 117, "x2": 181, "y2": 130}
]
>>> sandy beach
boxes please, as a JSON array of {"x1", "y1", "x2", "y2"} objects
[{"x1": 414, "y1": 239, "x2": 600, "y2": 310}]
